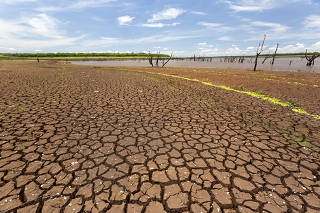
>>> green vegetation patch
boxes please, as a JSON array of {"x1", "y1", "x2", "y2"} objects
[
  {"x1": 283, "y1": 133, "x2": 309, "y2": 147},
  {"x1": 295, "y1": 139, "x2": 308, "y2": 147},
  {"x1": 9, "y1": 104, "x2": 29, "y2": 112},
  {"x1": 167, "y1": 85, "x2": 180, "y2": 92},
  {"x1": 236, "y1": 84, "x2": 245, "y2": 91},
  {"x1": 196, "y1": 99, "x2": 212, "y2": 107}
]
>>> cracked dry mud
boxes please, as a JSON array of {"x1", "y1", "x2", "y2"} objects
[{"x1": 0, "y1": 61, "x2": 320, "y2": 213}]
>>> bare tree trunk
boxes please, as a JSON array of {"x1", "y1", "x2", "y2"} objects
[
  {"x1": 148, "y1": 52, "x2": 153, "y2": 67},
  {"x1": 253, "y1": 55, "x2": 259, "y2": 71},
  {"x1": 253, "y1": 34, "x2": 266, "y2": 71},
  {"x1": 262, "y1": 56, "x2": 270, "y2": 64},
  {"x1": 155, "y1": 51, "x2": 160, "y2": 67},
  {"x1": 271, "y1": 43, "x2": 279, "y2": 65}
]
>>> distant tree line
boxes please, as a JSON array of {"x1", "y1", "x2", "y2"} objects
[{"x1": 0, "y1": 52, "x2": 170, "y2": 58}]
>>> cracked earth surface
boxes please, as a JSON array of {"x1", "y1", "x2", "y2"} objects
[{"x1": 0, "y1": 61, "x2": 320, "y2": 213}]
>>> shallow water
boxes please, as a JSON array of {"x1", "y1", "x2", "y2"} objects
[{"x1": 72, "y1": 57, "x2": 320, "y2": 73}]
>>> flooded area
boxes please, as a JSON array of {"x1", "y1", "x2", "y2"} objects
[{"x1": 72, "y1": 57, "x2": 320, "y2": 73}]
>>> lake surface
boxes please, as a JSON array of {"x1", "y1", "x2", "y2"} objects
[{"x1": 72, "y1": 57, "x2": 320, "y2": 73}]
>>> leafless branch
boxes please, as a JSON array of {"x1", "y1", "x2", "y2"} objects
[{"x1": 162, "y1": 53, "x2": 173, "y2": 68}]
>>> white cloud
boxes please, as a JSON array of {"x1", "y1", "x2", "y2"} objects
[
  {"x1": 36, "y1": 6, "x2": 61, "y2": 12},
  {"x1": 197, "y1": 42, "x2": 220, "y2": 55},
  {"x1": 0, "y1": 14, "x2": 83, "y2": 52},
  {"x1": 197, "y1": 42, "x2": 258, "y2": 56},
  {"x1": 250, "y1": 21, "x2": 290, "y2": 33},
  {"x1": 223, "y1": 0, "x2": 311, "y2": 12},
  {"x1": 0, "y1": 46, "x2": 17, "y2": 51},
  {"x1": 197, "y1": 22, "x2": 233, "y2": 32},
  {"x1": 3, "y1": 0, "x2": 37, "y2": 4},
  {"x1": 0, "y1": 37, "x2": 82, "y2": 52},
  {"x1": 148, "y1": 8, "x2": 185, "y2": 23},
  {"x1": 198, "y1": 42, "x2": 214, "y2": 48},
  {"x1": 312, "y1": 41, "x2": 320, "y2": 50},
  {"x1": 0, "y1": 14, "x2": 64, "y2": 39},
  {"x1": 197, "y1": 22, "x2": 222, "y2": 28},
  {"x1": 226, "y1": 0, "x2": 274, "y2": 12},
  {"x1": 198, "y1": 42, "x2": 208, "y2": 46},
  {"x1": 37, "y1": 0, "x2": 117, "y2": 12},
  {"x1": 304, "y1": 15, "x2": 320, "y2": 29},
  {"x1": 225, "y1": 46, "x2": 244, "y2": 55},
  {"x1": 190, "y1": 11, "x2": 207, "y2": 15},
  {"x1": 267, "y1": 42, "x2": 319, "y2": 53},
  {"x1": 246, "y1": 29, "x2": 320, "y2": 41},
  {"x1": 83, "y1": 34, "x2": 198, "y2": 47},
  {"x1": 117, "y1": 16, "x2": 134, "y2": 25},
  {"x1": 198, "y1": 47, "x2": 219, "y2": 55},
  {"x1": 197, "y1": 40, "x2": 317, "y2": 56},
  {"x1": 71, "y1": 0, "x2": 116, "y2": 9},
  {"x1": 141, "y1": 22, "x2": 179, "y2": 28},
  {"x1": 218, "y1": 36, "x2": 232, "y2": 41},
  {"x1": 27, "y1": 14, "x2": 64, "y2": 38},
  {"x1": 197, "y1": 42, "x2": 219, "y2": 55},
  {"x1": 274, "y1": 43, "x2": 305, "y2": 53}
]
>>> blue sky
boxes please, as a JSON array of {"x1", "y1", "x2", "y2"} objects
[{"x1": 0, "y1": 0, "x2": 320, "y2": 56}]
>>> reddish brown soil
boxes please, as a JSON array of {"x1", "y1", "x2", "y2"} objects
[
  {"x1": 0, "y1": 61, "x2": 319, "y2": 213},
  {"x1": 116, "y1": 66, "x2": 320, "y2": 115}
]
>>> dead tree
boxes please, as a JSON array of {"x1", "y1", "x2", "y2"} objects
[
  {"x1": 262, "y1": 54, "x2": 271, "y2": 64},
  {"x1": 305, "y1": 49, "x2": 320, "y2": 66},
  {"x1": 253, "y1": 34, "x2": 266, "y2": 71},
  {"x1": 162, "y1": 53, "x2": 173, "y2": 68},
  {"x1": 148, "y1": 52, "x2": 153, "y2": 67},
  {"x1": 238, "y1": 56, "x2": 245, "y2": 63},
  {"x1": 155, "y1": 51, "x2": 161, "y2": 67},
  {"x1": 271, "y1": 43, "x2": 279, "y2": 65},
  {"x1": 148, "y1": 52, "x2": 173, "y2": 68}
]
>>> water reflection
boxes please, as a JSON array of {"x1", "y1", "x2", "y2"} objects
[{"x1": 71, "y1": 57, "x2": 320, "y2": 73}]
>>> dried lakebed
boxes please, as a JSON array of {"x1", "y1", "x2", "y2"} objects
[{"x1": 0, "y1": 61, "x2": 319, "y2": 212}]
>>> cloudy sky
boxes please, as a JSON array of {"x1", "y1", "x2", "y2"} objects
[{"x1": 0, "y1": 0, "x2": 320, "y2": 56}]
